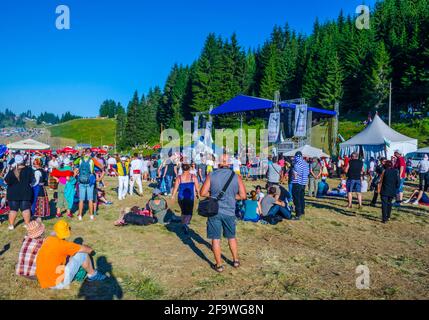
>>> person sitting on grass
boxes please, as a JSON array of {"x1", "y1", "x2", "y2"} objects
[
  {"x1": 316, "y1": 177, "x2": 330, "y2": 198},
  {"x1": 35, "y1": 220, "x2": 106, "y2": 289},
  {"x1": 403, "y1": 189, "x2": 429, "y2": 206},
  {"x1": 16, "y1": 218, "x2": 45, "y2": 279},
  {"x1": 255, "y1": 185, "x2": 265, "y2": 202},
  {"x1": 147, "y1": 188, "x2": 179, "y2": 225},
  {"x1": 260, "y1": 187, "x2": 292, "y2": 220},
  {"x1": 243, "y1": 190, "x2": 262, "y2": 222}
]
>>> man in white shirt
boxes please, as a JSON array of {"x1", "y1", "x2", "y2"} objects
[
  {"x1": 48, "y1": 155, "x2": 59, "y2": 172},
  {"x1": 129, "y1": 153, "x2": 144, "y2": 195}
]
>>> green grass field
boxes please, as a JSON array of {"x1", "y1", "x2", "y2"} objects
[
  {"x1": 49, "y1": 118, "x2": 116, "y2": 146},
  {"x1": 0, "y1": 177, "x2": 427, "y2": 300}
]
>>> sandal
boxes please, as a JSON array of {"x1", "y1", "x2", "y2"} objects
[
  {"x1": 233, "y1": 260, "x2": 241, "y2": 268},
  {"x1": 213, "y1": 264, "x2": 225, "y2": 273}
]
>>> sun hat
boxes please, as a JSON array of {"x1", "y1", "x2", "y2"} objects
[
  {"x1": 27, "y1": 218, "x2": 45, "y2": 239},
  {"x1": 120, "y1": 156, "x2": 127, "y2": 161},
  {"x1": 54, "y1": 220, "x2": 71, "y2": 239}
]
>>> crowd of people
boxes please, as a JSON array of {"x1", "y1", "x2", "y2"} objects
[{"x1": 1, "y1": 145, "x2": 428, "y2": 288}]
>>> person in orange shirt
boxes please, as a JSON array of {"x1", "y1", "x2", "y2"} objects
[{"x1": 35, "y1": 220, "x2": 106, "y2": 289}]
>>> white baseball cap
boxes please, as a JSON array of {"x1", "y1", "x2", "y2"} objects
[{"x1": 14, "y1": 155, "x2": 24, "y2": 165}]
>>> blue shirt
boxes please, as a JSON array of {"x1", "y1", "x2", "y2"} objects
[{"x1": 292, "y1": 157, "x2": 309, "y2": 186}]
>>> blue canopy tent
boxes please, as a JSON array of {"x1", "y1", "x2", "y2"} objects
[{"x1": 210, "y1": 94, "x2": 337, "y2": 117}]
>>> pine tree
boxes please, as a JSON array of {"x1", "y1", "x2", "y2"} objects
[
  {"x1": 191, "y1": 34, "x2": 224, "y2": 112},
  {"x1": 318, "y1": 52, "x2": 344, "y2": 110},
  {"x1": 143, "y1": 87, "x2": 162, "y2": 143},
  {"x1": 364, "y1": 42, "x2": 392, "y2": 110},
  {"x1": 115, "y1": 103, "x2": 126, "y2": 150},
  {"x1": 124, "y1": 91, "x2": 143, "y2": 148}
]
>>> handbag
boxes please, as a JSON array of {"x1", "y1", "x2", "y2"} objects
[{"x1": 198, "y1": 170, "x2": 235, "y2": 218}]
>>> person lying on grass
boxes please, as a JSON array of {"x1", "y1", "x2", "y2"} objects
[
  {"x1": 403, "y1": 189, "x2": 429, "y2": 206},
  {"x1": 35, "y1": 220, "x2": 106, "y2": 289},
  {"x1": 114, "y1": 207, "x2": 156, "y2": 226}
]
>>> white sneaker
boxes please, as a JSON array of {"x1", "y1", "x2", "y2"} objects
[
  {"x1": 403, "y1": 199, "x2": 410, "y2": 204},
  {"x1": 8, "y1": 225, "x2": 14, "y2": 231},
  {"x1": 412, "y1": 201, "x2": 419, "y2": 205},
  {"x1": 78, "y1": 215, "x2": 83, "y2": 221},
  {"x1": 90, "y1": 215, "x2": 95, "y2": 221}
]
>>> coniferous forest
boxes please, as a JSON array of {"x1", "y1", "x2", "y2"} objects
[{"x1": 107, "y1": 0, "x2": 428, "y2": 149}]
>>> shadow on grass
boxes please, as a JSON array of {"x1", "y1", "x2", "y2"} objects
[
  {"x1": 0, "y1": 243, "x2": 10, "y2": 257},
  {"x1": 77, "y1": 256, "x2": 123, "y2": 300},
  {"x1": 165, "y1": 224, "x2": 233, "y2": 268},
  {"x1": 306, "y1": 199, "x2": 384, "y2": 222}
]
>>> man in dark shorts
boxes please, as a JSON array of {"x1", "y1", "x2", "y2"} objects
[
  {"x1": 200, "y1": 154, "x2": 247, "y2": 273},
  {"x1": 344, "y1": 152, "x2": 364, "y2": 209}
]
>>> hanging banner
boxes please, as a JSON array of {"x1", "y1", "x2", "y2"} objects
[
  {"x1": 268, "y1": 112, "x2": 281, "y2": 143},
  {"x1": 294, "y1": 104, "x2": 308, "y2": 137},
  {"x1": 204, "y1": 121, "x2": 213, "y2": 149},
  {"x1": 193, "y1": 115, "x2": 200, "y2": 142}
]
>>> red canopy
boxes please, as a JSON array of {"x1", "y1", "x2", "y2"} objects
[
  {"x1": 152, "y1": 144, "x2": 161, "y2": 150},
  {"x1": 57, "y1": 147, "x2": 78, "y2": 154},
  {"x1": 91, "y1": 148, "x2": 107, "y2": 155}
]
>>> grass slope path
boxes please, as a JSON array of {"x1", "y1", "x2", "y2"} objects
[
  {"x1": 49, "y1": 118, "x2": 116, "y2": 146},
  {"x1": 0, "y1": 178, "x2": 428, "y2": 300}
]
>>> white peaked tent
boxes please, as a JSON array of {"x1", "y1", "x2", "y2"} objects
[
  {"x1": 284, "y1": 145, "x2": 330, "y2": 158},
  {"x1": 7, "y1": 139, "x2": 50, "y2": 150},
  {"x1": 340, "y1": 115, "x2": 417, "y2": 161}
]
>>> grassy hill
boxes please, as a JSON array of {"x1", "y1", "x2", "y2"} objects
[{"x1": 49, "y1": 118, "x2": 116, "y2": 146}]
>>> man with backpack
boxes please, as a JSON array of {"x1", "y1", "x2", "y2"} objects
[{"x1": 77, "y1": 149, "x2": 96, "y2": 221}]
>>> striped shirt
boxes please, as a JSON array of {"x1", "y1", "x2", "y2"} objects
[{"x1": 292, "y1": 157, "x2": 310, "y2": 186}]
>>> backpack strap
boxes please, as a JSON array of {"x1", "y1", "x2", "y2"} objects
[{"x1": 216, "y1": 170, "x2": 235, "y2": 201}]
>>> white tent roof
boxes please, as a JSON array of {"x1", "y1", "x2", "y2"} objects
[
  {"x1": 340, "y1": 114, "x2": 416, "y2": 146},
  {"x1": 7, "y1": 139, "x2": 50, "y2": 150},
  {"x1": 284, "y1": 145, "x2": 330, "y2": 158},
  {"x1": 413, "y1": 147, "x2": 429, "y2": 154}
]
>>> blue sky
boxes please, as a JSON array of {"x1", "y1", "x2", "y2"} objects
[{"x1": 0, "y1": 0, "x2": 375, "y2": 117}]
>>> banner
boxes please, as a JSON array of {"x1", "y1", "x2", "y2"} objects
[
  {"x1": 193, "y1": 115, "x2": 200, "y2": 142},
  {"x1": 268, "y1": 112, "x2": 281, "y2": 143},
  {"x1": 204, "y1": 121, "x2": 213, "y2": 149},
  {"x1": 294, "y1": 104, "x2": 308, "y2": 137}
]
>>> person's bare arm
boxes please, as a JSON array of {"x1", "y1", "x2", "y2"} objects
[
  {"x1": 257, "y1": 201, "x2": 262, "y2": 215},
  {"x1": 236, "y1": 175, "x2": 247, "y2": 200},
  {"x1": 274, "y1": 200, "x2": 286, "y2": 207},
  {"x1": 200, "y1": 174, "x2": 211, "y2": 198},
  {"x1": 171, "y1": 177, "x2": 180, "y2": 199},
  {"x1": 193, "y1": 175, "x2": 200, "y2": 198}
]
